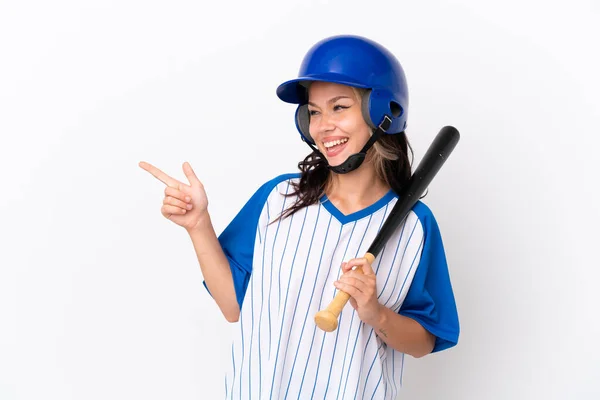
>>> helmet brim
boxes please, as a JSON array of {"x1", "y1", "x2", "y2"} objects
[{"x1": 276, "y1": 73, "x2": 371, "y2": 104}]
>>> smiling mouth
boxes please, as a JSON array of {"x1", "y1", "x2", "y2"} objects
[
  {"x1": 322, "y1": 137, "x2": 349, "y2": 157},
  {"x1": 323, "y1": 137, "x2": 348, "y2": 149}
]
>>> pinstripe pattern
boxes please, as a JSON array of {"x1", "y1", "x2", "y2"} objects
[{"x1": 225, "y1": 177, "x2": 426, "y2": 399}]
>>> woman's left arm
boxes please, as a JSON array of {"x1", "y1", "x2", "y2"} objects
[{"x1": 334, "y1": 257, "x2": 435, "y2": 358}]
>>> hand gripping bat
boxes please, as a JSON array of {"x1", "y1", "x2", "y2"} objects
[{"x1": 314, "y1": 126, "x2": 461, "y2": 332}]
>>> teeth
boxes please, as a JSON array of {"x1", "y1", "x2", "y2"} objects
[{"x1": 324, "y1": 138, "x2": 348, "y2": 148}]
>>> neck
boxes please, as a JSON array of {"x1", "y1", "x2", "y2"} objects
[{"x1": 325, "y1": 161, "x2": 390, "y2": 213}]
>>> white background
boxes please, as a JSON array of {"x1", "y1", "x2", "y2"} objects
[{"x1": 1, "y1": 0, "x2": 599, "y2": 399}]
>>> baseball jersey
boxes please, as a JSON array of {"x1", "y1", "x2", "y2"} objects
[{"x1": 206, "y1": 173, "x2": 459, "y2": 399}]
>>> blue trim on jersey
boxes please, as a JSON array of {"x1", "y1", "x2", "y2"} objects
[
  {"x1": 398, "y1": 201, "x2": 460, "y2": 352},
  {"x1": 205, "y1": 173, "x2": 300, "y2": 308},
  {"x1": 319, "y1": 189, "x2": 396, "y2": 225}
]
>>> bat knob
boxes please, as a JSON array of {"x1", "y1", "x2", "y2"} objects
[{"x1": 314, "y1": 310, "x2": 338, "y2": 332}]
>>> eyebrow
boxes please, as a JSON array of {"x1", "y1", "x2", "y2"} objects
[{"x1": 308, "y1": 95, "x2": 352, "y2": 107}]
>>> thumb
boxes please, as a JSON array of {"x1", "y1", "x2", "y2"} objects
[
  {"x1": 349, "y1": 297, "x2": 358, "y2": 310},
  {"x1": 182, "y1": 162, "x2": 201, "y2": 186}
]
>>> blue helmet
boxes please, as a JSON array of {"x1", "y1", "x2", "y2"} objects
[{"x1": 277, "y1": 34, "x2": 409, "y2": 146}]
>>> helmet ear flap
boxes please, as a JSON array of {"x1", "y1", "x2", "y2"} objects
[
  {"x1": 295, "y1": 104, "x2": 314, "y2": 143},
  {"x1": 360, "y1": 90, "x2": 375, "y2": 129},
  {"x1": 362, "y1": 89, "x2": 406, "y2": 132}
]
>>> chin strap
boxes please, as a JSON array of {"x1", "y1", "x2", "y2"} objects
[{"x1": 303, "y1": 115, "x2": 392, "y2": 174}]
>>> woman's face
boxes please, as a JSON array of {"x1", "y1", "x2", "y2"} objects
[{"x1": 307, "y1": 82, "x2": 372, "y2": 167}]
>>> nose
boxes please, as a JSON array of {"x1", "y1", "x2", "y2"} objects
[{"x1": 313, "y1": 111, "x2": 336, "y2": 135}]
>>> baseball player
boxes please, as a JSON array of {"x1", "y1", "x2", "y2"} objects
[{"x1": 140, "y1": 35, "x2": 459, "y2": 399}]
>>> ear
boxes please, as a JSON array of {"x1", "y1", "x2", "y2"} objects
[{"x1": 295, "y1": 104, "x2": 314, "y2": 143}]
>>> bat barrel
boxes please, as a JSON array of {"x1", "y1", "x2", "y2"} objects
[{"x1": 367, "y1": 126, "x2": 459, "y2": 257}]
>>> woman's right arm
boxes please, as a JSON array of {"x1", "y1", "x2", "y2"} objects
[
  {"x1": 186, "y1": 214, "x2": 240, "y2": 322},
  {"x1": 139, "y1": 160, "x2": 239, "y2": 322}
]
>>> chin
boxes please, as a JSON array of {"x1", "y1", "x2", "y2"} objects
[
  {"x1": 327, "y1": 155, "x2": 360, "y2": 170},
  {"x1": 325, "y1": 155, "x2": 346, "y2": 167}
]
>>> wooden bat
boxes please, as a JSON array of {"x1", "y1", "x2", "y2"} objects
[{"x1": 314, "y1": 126, "x2": 461, "y2": 332}]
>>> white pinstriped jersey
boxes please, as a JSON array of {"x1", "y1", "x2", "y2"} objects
[{"x1": 208, "y1": 173, "x2": 459, "y2": 399}]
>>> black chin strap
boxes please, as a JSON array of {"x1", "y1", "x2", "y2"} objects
[{"x1": 303, "y1": 115, "x2": 392, "y2": 174}]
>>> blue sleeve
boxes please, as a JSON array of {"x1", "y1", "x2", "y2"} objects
[
  {"x1": 203, "y1": 173, "x2": 299, "y2": 309},
  {"x1": 398, "y1": 202, "x2": 460, "y2": 353}
]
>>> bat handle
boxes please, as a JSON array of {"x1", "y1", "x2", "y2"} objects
[{"x1": 314, "y1": 252, "x2": 376, "y2": 332}]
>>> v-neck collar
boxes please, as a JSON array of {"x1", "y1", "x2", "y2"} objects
[{"x1": 319, "y1": 189, "x2": 397, "y2": 224}]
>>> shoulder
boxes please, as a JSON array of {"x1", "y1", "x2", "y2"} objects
[
  {"x1": 244, "y1": 172, "x2": 300, "y2": 209},
  {"x1": 409, "y1": 200, "x2": 443, "y2": 238},
  {"x1": 254, "y1": 172, "x2": 300, "y2": 198},
  {"x1": 411, "y1": 200, "x2": 435, "y2": 223},
  {"x1": 261, "y1": 172, "x2": 301, "y2": 190}
]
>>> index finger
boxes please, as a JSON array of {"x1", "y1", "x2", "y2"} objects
[
  {"x1": 139, "y1": 161, "x2": 180, "y2": 188},
  {"x1": 360, "y1": 256, "x2": 375, "y2": 275},
  {"x1": 344, "y1": 257, "x2": 375, "y2": 275}
]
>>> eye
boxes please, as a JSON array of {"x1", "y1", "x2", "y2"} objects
[
  {"x1": 308, "y1": 109, "x2": 320, "y2": 116},
  {"x1": 334, "y1": 104, "x2": 350, "y2": 111}
]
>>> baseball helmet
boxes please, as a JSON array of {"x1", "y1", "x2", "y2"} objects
[{"x1": 277, "y1": 34, "x2": 409, "y2": 146}]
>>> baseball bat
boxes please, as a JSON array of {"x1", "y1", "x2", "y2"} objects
[{"x1": 314, "y1": 125, "x2": 460, "y2": 332}]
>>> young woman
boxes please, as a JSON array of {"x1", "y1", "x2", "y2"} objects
[{"x1": 140, "y1": 35, "x2": 459, "y2": 399}]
